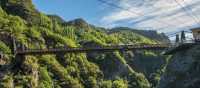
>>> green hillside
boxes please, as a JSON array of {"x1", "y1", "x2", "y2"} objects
[{"x1": 0, "y1": 0, "x2": 170, "y2": 88}]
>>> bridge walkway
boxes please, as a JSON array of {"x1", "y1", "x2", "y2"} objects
[{"x1": 16, "y1": 44, "x2": 171, "y2": 55}]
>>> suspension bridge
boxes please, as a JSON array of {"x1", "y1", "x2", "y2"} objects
[
  {"x1": 15, "y1": 44, "x2": 170, "y2": 55},
  {"x1": 10, "y1": 32, "x2": 197, "y2": 56},
  {"x1": 1, "y1": 0, "x2": 198, "y2": 57},
  {"x1": 12, "y1": 0, "x2": 200, "y2": 56},
  {"x1": 0, "y1": 29, "x2": 198, "y2": 60}
]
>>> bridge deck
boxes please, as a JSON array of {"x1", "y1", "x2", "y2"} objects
[
  {"x1": 164, "y1": 43, "x2": 197, "y2": 55},
  {"x1": 16, "y1": 44, "x2": 170, "y2": 55}
]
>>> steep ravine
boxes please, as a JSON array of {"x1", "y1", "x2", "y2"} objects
[
  {"x1": 157, "y1": 45, "x2": 200, "y2": 88},
  {"x1": 0, "y1": 0, "x2": 172, "y2": 87},
  {"x1": 124, "y1": 50, "x2": 171, "y2": 88}
]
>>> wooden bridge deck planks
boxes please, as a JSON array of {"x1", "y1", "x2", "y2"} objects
[{"x1": 16, "y1": 44, "x2": 170, "y2": 55}]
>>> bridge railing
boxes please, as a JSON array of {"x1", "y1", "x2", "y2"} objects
[
  {"x1": 168, "y1": 39, "x2": 196, "y2": 47},
  {"x1": 16, "y1": 43, "x2": 171, "y2": 53}
]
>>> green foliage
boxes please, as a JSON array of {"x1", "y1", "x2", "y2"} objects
[
  {"x1": 39, "y1": 13, "x2": 53, "y2": 29},
  {"x1": 0, "y1": 74, "x2": 13, "y2": 88},
  {"x1": 101, "y1": 80, "x2": 112, "y2": 88},
  {"x1": 0, "y1": 2, "x2": 169, "y2": 88},
  {"x1": 39, "y1": 67, "x2": 53, "y2": 88},
  {"x1": 0, "y1": 41, "x2": 11, "y2": 53},
  {"x1": 144, "y1": 51, "x2": 157, "y2": 57},
  {"x1": 109, "y1": 30, "x2": 156, "y2": 44},
  {"x1": 43, "y1": 29, "x2": 77, "y2": 47},
  {"x1": 113, "y1": 79, "x2": 128, "y2": 88},
  {"x1": 128, "y1": 73, "x2": 150, "y2": 88},
  {"x1": 39, "y1": 55, "x2": 84, "y2": 88},
  {"x1": 0, "y1": 8, "x2": 27, "y2": 44},
  {"x1": 63, "y1": 26, "x2": 76, "y2": 40},
  {"x1": 114, "y1": 52, "x2": 127, "y2": 65},
  {"x1": 80, "y1": 32, "x2": 107, "y2": 46},
  {"x1": 25, "y1": 27, "x2": 42, "y2": 40},
  {"x1": 1, "y1": 0, "x2": 40, "y2": 24},
  {"x1": 0, "y1": 7, "x2": 6, "y2": 16}
]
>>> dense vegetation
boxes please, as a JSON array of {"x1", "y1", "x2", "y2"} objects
[{"x1": 0, "y1": 0, "x2": 170, "y2": 88}]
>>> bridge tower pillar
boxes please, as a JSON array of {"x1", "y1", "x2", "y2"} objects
[
  {"x1": 11, "y1": 55, "x2": 26, "y2": 74},
  {"x1": 10, "y1": 36, "x2": 17, "y2": 55},
  {"x1": 10, "y1": 37, "x2": 26, "y2": 73},
  {"x1": 175, "y1": 34, "x2": 180, "y2": 44},
  {"x1": 181, "y1": 31, "x2": 186, "y2": 43}
]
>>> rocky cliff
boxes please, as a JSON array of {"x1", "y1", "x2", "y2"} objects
[{"x1": 157, "y1": 45, "x2": 200, "y2": 88}]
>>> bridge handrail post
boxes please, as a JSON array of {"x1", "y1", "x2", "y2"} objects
[{"x1": 11, "y1": 36, "x2": 17, "y2": 55}]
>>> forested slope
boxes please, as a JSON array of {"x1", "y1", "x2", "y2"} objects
[{"x1": 0, "y1": 0, "x2": 170, "y2": 88}]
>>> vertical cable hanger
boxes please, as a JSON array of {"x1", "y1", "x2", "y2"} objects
[{"x1": 173, "y1": 0, "x2": 200, "y2": 25}]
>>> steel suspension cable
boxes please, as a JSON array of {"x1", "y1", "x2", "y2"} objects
[
  {"x1": 174, "y1": 0, "x2": 200, "y2": 25},
  {"x1": 97, "y1": 0, "x2": 182, "y2": 29}
]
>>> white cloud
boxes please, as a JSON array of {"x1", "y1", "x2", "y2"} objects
[
  {"x1": 100, "y1": 0, "x2": 200, "y2": 34},
  {"x1": 101, "y1": 10, "x2": 138, "y2": 24}
]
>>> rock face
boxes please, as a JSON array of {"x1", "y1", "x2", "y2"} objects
[
  {"x1": 157, "y1": 45, "x2": 200, "y2": 88},
  {"x1": 0, "y1": 0, "x2": 40, "y2": 24}
]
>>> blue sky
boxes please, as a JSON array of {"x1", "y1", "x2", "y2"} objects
[
  {"x1": 32, "y1": 0, "x2": 200, "y2": 34},
  {"x1": 32, "y1": 0, "x2": 110, "y2": 26}
]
